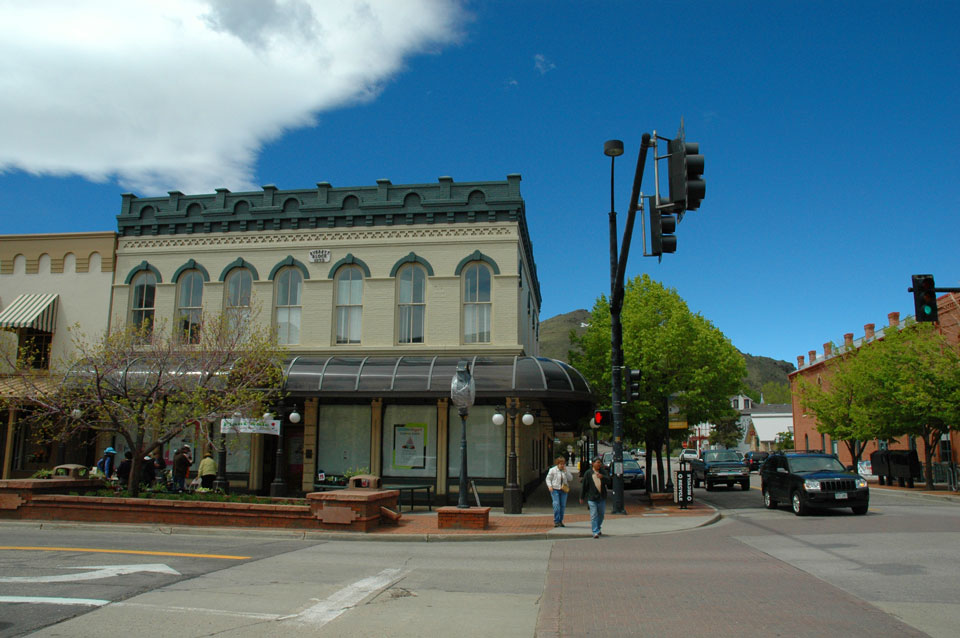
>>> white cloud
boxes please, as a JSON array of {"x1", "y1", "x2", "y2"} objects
[
  {"x1": 0, "y1": 0, "x2": 464, "y2": 194},
  {"x1": 534, "y1": 53, "x2": 555, "y2": 74}
]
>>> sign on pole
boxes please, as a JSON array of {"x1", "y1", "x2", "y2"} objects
[{"x1": 221, "y1": 418, "x2": 281, "y2": 436}]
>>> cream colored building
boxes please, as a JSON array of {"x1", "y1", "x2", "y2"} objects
[
  {"x1": 111, "y1": 176, "x2": 592, "y2": 505},
  {"x1": 0, "y1": 232, "x2": 116, "y2": 477}
]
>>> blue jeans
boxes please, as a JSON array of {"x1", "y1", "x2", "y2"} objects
[
  {"x1": 550, "y1": 489, "x2": 568, "y2": 524},
  {"x1": 588, "y1": 498, "x2": 606, "y2": 535}
]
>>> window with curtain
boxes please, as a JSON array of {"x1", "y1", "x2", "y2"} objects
[
  {"x1": 225, "y1": 268, "x2": 252, "y2": 333},
  {"x1": 397, "y1": 265, "x2": 426, "y2": 344},
  {"x1": 274, "y1": 268, "x2": 302, "y2": 345},
  {"x1": 335, "y1": 265, "x2": 363, "y2": 344},
  {"x1": 462, "y1": 262, "x2": 491, "y2": 343},
  {"x1": 316, "y1": 404, "x2": 371, "y2": 476},
  {"x1": 447, "y1": 404, "x2": 504, "y2": 478},
  {"x1": 131, "y1": 271, "x2": 156, "y2": 335},
  {"x1": 176, "y1": 270, "x2": 203, "y2": 344}
]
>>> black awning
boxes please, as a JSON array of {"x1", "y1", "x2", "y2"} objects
[{"x1": 283, "y1": 355, "x2": 592, "y2": 403}]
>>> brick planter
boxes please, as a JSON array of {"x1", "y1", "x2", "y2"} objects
[
  {"x1": 307, "y1": 489, "x2": 401, "y2": 532},
  {"x1": 437, "y1": 506, "x2": 490, "y2": 530}
]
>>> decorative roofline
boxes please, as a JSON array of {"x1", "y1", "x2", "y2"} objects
[{"x1": 117, "y1": 175, "x2": 540, "y2": 306}]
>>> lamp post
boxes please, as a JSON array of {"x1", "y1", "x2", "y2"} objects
[
  {"x1": 494, "y1": 399, "x2": 532, "y2": 514},
  {"x1": 212, "y1": 414, "x2": 229, "y2": 493},
  {"x1": 450, "y1": 360, "x2": 475, "y2": 509},
  {"x1": 270, "y1": 409, "x2": 298, "y2": 497}
]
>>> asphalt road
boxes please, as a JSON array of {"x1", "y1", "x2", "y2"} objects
[{"x1": 1, "y1": 481, "x2": 958, "y2": 638}]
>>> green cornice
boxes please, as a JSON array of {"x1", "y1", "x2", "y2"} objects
[
  {"x1": 124, "y1": 260, "x2": 161, "y2": 284},
  {"x1": 117, "y1": 174, "x2": 540, "y2": 305},
  {"x1": 454, "y1": 250, "x2": 500, "y2": 276},
  {"x1": 328, "y1": 253, "x2": 371, "y2": 279},
  {"x1": 172, "y1": 259, "x2": 210, "y2": 283},
  {"x1": 218, "y1": 258, "x2": 259, "y2": 282},
  {"x1": 389, "y1": 252, "x2": 434, "y2": 277},
  {"x1": 268, "y1": 256, "x2": 310, "y2": 281}
]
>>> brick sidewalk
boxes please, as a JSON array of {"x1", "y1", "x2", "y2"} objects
[{"x1": 366, "y1": 499, "x2": 714, "y2": 536}]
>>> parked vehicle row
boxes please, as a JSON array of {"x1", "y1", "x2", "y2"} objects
[{"x1": 601, "y1": 451, "x2": 645, "y2": 489}]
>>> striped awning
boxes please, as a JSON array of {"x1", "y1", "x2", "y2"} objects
[{"x1": 0, "y1": 293, "x2": 59, "y2": 332}]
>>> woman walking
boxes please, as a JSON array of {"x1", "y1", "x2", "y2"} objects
[
  {"x1": 579, "y1": 457, "x2": 610, "y2": 538},
  {"x1": 546, "y1": 456, "x2": 573, "y2": 527}
]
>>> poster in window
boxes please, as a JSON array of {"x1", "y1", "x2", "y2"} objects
[{"x1": 393, "y1": 423, "x2": 426, "y2": 469}]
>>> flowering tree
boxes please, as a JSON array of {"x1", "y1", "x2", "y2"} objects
[{"x1": 1, "y1": 311, "x2": 285, "y2": 495}]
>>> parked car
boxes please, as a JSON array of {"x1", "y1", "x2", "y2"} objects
[
  {"x1": 743, "y1": 451, "x2": 769, "y2": 472},
  {"x1": 600, "y1": 452, "x2": 643, "y2": 489},
  {"x1": 690, "y1": 449, "x2": 750, "y2": 490},
  {"x1": 760, "y1": 452, "x2": 869, "y2": 516},
  {"x1": 677, "y1": 448, "x2": 699, "y2": 465}
]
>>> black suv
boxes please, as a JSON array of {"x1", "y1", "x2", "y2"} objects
[
  {"x1": 742, "y1": 451, "x2": 769, "y2": 472},
  {"x1": 760, "y1": 452, "x2": 869, "y2": 516}
]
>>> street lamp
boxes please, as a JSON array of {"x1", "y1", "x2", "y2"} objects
[
  {"x1": 270, "y1": 408, "x2": 299, "y2": 497},
  {"x1": 450, "y1": 360, "x2": 475, "y2": 509},
  {"x1": 493, "y1": 400, "x2": 529, "y2": 514},
  {"x1": 212, "y1": 413, "x2": 229, "y2": 493}
]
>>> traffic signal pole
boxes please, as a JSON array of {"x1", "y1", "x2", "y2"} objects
[{"x1": 605, "y1": 134, "x2": 651, "y2": 515}]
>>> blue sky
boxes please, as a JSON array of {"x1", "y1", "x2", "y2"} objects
[{"x1": 2, "y1": 1, "x2": 959, "y2": 366}]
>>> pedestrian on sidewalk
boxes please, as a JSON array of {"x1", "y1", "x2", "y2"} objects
[
  {"x1": 546, "y1": 456, "x2": 573, "y2": 527},
  {"x1": 172, "y1": 445, "x2": 193, "y2": 491},
  {"x1": 579, "y1": 456, "x2": 609, "y2": 538},
  {"x1": 198, "y1": 450, "x2": 217, "y2": 489}
]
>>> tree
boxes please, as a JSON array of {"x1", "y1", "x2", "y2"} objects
[
  {"x1": 775, "y1": 430, "x2": 794, "y2": 451},
  {"x1": 760, "y1": 381, "x2": 792, "y2": 404},
  {"x1": 570, "y1": 275, "x2": 745, "y2": 490},
  {"x1": 851, "y1": 322, "x2": 960, "y2": 489},
  {"x1": 709, "y1": 415, "x2": 744, "y2": 449},
  {"x1": 1, "y1": 311, "x2": 285, "y2": 495},
  {"x1": 797, "y1": 346, "x2": 875, "y2": 464}
]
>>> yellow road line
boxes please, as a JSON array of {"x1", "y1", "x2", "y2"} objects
[{"x1": 0, "y1": 546, "x2": 250, "y2": 560}]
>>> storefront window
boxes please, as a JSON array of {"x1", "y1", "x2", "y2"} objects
[
  {"x1": 316, "y1": 404, "x2": 371, "y2": 476},
  {"x1": 447, "y1": 404, "x2": 504, "y2": 478},
  {"x1": 382, "y1": 405, "x2": 437, "y2": 478}
]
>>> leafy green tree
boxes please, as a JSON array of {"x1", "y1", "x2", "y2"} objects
[
  {"x1": 709, "y1": 415, "x2": 744, "y2": 449},
  {"x1": 570, "y1": 275, "x2": 745, "y2": 490},
  {"x1": 775, "y1": 430, "x2": 794, "y2": 450},
  {"x1": 797, "y1": 346, "x2": 876, "y2": 464},
  {"x1": 760, "y1": 381, "x2": 792, "y2": 405},
  {"x1": 1, "y1": 311, "x2": 286, "y2": 496},
  {"x1": 851, "y1": 322, "x2": 960, "y2": 489}
]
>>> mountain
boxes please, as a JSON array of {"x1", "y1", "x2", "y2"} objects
[{"x1": 539, "y1": 310, "x2": 794, "y2": 396}]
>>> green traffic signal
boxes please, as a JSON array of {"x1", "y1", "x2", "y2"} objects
[{"x1": 911, "y1": 274, "x2": 939, "y2": 322}]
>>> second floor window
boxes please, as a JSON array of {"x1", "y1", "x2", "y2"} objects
[
  {"x1": 225, "y1": 268, "x2": 252, "y2": 332},
  {"x1": 462, "y1": 262, "x2": 491, "y2": 343},
  {"x1": 397, "y1": 265, "x2": 426, "y2": 344},
  {"x1": 177, "y1": 270, "x2": 204, "y2": 344},
  {"x1": 275, "y1": 268, "x2": 303, "y2": 345},
  {"x1": 335, "y1": 265, "x2": 363, "y2": 344},
  {"x1": 131, "y1": 271, "x2": 156, "y2": 335}
]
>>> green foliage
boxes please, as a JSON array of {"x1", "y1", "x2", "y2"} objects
[
  {"x1": 709, "y1": 416, "x2": 744, "y2": 449},
  {"x1": 31, "y1": 468, "x2": 53, "y2": 479},
  {"x1": 570, "y1": 275, "x2": 746, "y2": 483},
  {"x1": 342, "y1": 466, "x2": 371, "y2": 479},
  {"x1": 775, "y1": 430, "x2": 794, "y2": 450},
  {"x1": 760, "y1": 381, "x2": 792, "y2": 404}
]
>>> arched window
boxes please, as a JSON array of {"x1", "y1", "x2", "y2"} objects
[
  {"x1": 225, "y1": 268, "x2": 253, "y2": 332},
  {"x1": 462, "y1": 262, "x2": 491, "y2": 343},
  {"x1": 397, "y1": 265, "x2": 426, "y2": 344},
  {"x1": 335, "y1": 265, "x2": 363, "y2": 344},
  {"x1": 131, "y1": 271, "x2": 157, "y2": 335},
  {"x1": 177, "y1": 270, "x2": 204, "y2": 343},
  {"x1": 275, "y1": 268, "x2": 303, "y2": 345}
]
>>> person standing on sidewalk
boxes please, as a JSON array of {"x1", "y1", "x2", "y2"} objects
[
  {"x1": 198, "y1": 450, "x2": 217, "y2": 489},
  {"x1": 546, "y1": 456, "x2": 573, "y2": 527},
  {"x1": 579, "y1": 457, "x2": 609, "y2": 538}
]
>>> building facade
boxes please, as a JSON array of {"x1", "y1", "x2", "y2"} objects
[
  {"x1": 0, "y1": 232, "x2": 117, "y2": 478},
  {"x1": 110, "y1": 176, "x2": 592, "y2": 501},
  {"x1": 790, "y1": 307, "x2": 959, "y2": 474}
]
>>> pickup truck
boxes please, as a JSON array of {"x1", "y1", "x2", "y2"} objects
[{"x1": 689, "y1": 449, "x2": 750, "y2": 491}]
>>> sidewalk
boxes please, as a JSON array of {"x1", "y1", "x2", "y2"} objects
[{"x1": 0, "y1": 475, "x2": 719, "y2": 542}]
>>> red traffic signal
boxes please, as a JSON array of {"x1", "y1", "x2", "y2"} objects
[{"x1": 593, "y1": 409, "x2": 612, "y2": 427}]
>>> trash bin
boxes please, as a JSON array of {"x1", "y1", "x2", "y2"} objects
[
  {"x1": 347, "y1": 474, "x2": 382, "y2": 489},
  {"x1": 870, "y1": 450, "x2": 890, "y2": 485},
  {"x1": 871, "y1": 449, "x2": 922, "y2": 487}
]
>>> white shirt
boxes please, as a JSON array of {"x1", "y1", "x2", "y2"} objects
[{"x1": 546, "y1": 464, "x2": 573, "y2": 490}]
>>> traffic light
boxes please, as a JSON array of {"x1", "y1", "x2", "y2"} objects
[
  {"x1": 667, "y1": 135, "x2": 705, "y2": 212},
  {"x1": 912, "y1": 274, "x2": 939, "y2": 322},
  {"x1": 593, "y1": 409, "x2": 612, "y2": 428},
  {"x1": 627, "y1": 369, "x2": 641, "y2": 402},
  {"x1": 648, "y1": 195, "x2": 677, "y2": 256}
]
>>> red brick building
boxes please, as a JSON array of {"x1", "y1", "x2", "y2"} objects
[{"x1": 789, "y1": 296, "x2": 960, "y2": 474}]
